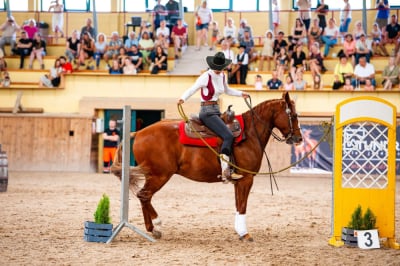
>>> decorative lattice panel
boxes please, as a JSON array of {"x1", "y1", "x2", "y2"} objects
[{"x1": 341, "y1": 122, "x2": 388, "y2": 189}]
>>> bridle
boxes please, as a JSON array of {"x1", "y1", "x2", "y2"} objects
[{"x1": 245, "y1": 97, "x2": 300, "y2": 144}]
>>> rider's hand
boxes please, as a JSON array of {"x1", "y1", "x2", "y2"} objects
[
  {"x1": 178, "y1": 99, "x2": 184, "y2": 105},
  {"x1": 242, "y1": 92, "x2": 249, "y2": 98}
]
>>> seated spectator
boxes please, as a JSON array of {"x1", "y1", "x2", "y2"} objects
[
  {"x1": 309, "y1": 42, "x2": 325, "y2": 79},
  {"x1": 312, "y1": 73, "x2": 323, "y2": 90},
  {"x1": 321, "y1": 18, "x2": 339, "y2": 57},
  {"x1": 94, "y1": 33, "x2": 107, "y2": 70},
  {"x1": 291, "y1": 18, "x2": 307, "y2": 45},
  {"x1": 171, "y1": 18, "x2": 187, "y2": 59},
  {"x1": 29, "y1": 32, "x2": 46, "y2": 69},
  {"x1": 220, "y1": 40, "x2": 237, "y2": 84},
  {"x1": 156, "y1": 20, "x2": 170, "y2": 44},
  {"x1": 122, "y1": 57, "x2": 137, "y2": 75},
  {"x1": 284, "y1": 74, "x2": 294, "y2": 91},
  {"x1": 290, "y1": 43, "x2": 306, "y2": 79},
  {"x1": 233, "y1": 44, "x2": 249, "y2": 84},
  {"x1": 117, "y1": 47, "x2": 129, "y2": 68},
  {"x1": 150, "y1": 45, "x2": 168, "y2": 74},
  {"x1": 371, "y1": 22, "x2": 385, "y2": 56},
  {"x1": 266, "y1": 70, "x2": 283, "y2": 90},
  {"x1": 65, "y1": 30, "x2": 80, "y2": 63},
  {"x1": 103, "y1": 31, "x2": 123, "y2": 66},
  {"x1": 333, "y1": 54, "x2": 354, "y2": 90},
  {"x1": 259, "y1": 30, "x2": 274, "y2": 71},
  {"x1": 342, "y1": 77, "x2": 354, "y2": 90},
  {"x1": 138, "y1": 31, "x2": 155, "y2": 67},
  {"x1": 138, "y1": 20, "x2": 153, "y2": 40},
  {"x1": 363, "y1": 78, "x2": 375, "y2": 91},
  {"x1": 109, "y1": 59, "x2": 122, "y2": 74},
  {"x1": 39, "y1": 58, "x2": 62, "y2": 88},
  {"x1": 15, "y1": 31, "x2": 32, "y2": 69},
  {"x1": 154, "y1": 32, "x2": 169, "y2": 55},
  {"x1": 382, "y1": 56, "x2": 400, "y2": 90},
  {"x1": 276, "y1": 47, "x2": 289, "y2": 79},
  {"x1": 342, "y1": 33, "x2": 356, "y2": 66},
  {"x1": 237, "y1": 19, "x2": 253, "y2": 44},
  {"x1": 355, "y1": 33, "x2": 372, "y2": 64},
  {"x1": 78, "y1": 32, "x2": 95, "y2": 69},
  {"x1": 124, "y1": 31, "x2": 139, "y2": 56},
  {"x1": 22, "y1": 19, "x2": 38, "y2": 40},
  {"x1": 0, "y1": 16, "x2": 21, "y2": 55},
  {"x1": 273, "y1": 31, "x2": 288, "y2": 62},
  {"x1": 59, "y1": 56, "x2": 73, "y2": 74},
  {"x1": 308, "y1": 17, "x2": 322, "y2": 54},
  {"x1": 80, "y1": 18, "x2": 96, "y2": 40},
  {"x1": 293, "y1": 68, "x2": 307, "y2": 90},
  {"x1": 129, "y1": 44, "x2": 143, "y2": 72},
  {"x1": 240, "y1": 29, "x2": 257, "y2": 64},
  {"x1": 352, "y1": 56, "x2": 376, "y2": 88},
  {"x1": 381, "y1": 14, "x2": 400, "y2": 56},
  {"x1": 352, "y1": 20, "x2": 365, "y2": 40},
  {"x1": 254, "y1": 74, "x2": 263, "y2": 90},
  {"x1": 1, "y1": 70, "x2": 10, "y2": 87},
  {"x1": 222, "y1": 17, "x2": 237, "y2": 45}
]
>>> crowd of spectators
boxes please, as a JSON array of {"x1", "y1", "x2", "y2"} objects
[{"x1": 0, "y1": 0, "x2": 399, "y2": 90}]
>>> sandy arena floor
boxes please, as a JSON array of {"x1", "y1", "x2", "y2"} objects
[{"x1": 1, "y1": 171, "x2": 399, "y2": 265}]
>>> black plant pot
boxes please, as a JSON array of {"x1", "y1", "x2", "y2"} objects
[{"x1": 341, "y1": 227, "x2": 358, "y2": 247}]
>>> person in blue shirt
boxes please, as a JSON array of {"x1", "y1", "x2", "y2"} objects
[{"x1": 266, "y1": 70, "x2": 283, "y2": 90}]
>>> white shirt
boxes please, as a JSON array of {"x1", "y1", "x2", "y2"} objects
[
  {"x1": 156, "y1": 27, "x2": 170, "y2": 38},
  {"x1": 180, "y1": 69, "x2": 242, "y2": 102},
  {"x1": 223, "y1": 25, "x2": 236, "y2": 39},
  {"x1": 222, "y1": 48, "x2": 237, "y2": 64},
  {"x1": 297, "y1": 0, "x2": 311, "y2": 20},
  {"x1": 354, "y1": 63, "x2": 375, "y2": 78},
  {"x1": 197, "y1": 6, "x2": 212, "y2": 24}
]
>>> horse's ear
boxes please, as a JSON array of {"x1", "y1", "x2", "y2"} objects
[{"x1": 283, "y1": 91, "x2": 290, "y2": 104}]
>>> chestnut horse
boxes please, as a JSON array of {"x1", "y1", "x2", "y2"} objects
[{"x1": 111, "y1": 92, "x2": 302, "y2": 241}]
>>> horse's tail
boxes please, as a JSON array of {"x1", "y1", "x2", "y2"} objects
[{"x1": 111, "y1": 131, "x2": 145, "y2": 195}]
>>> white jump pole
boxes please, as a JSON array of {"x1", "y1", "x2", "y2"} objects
[{"x1": 107, "y1": 105, "x2": 155, "y2": 243}]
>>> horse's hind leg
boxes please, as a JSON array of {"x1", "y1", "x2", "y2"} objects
[{"x1": 136, "y1": 174, "x2": 172, "y2": 239}]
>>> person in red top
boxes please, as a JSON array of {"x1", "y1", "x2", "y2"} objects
[
  {"x1": 171, "y1": 18, "x2": 187, "y2": 59},
  {"x1": 59, "y1": 55, "x2": 73, "y2": 73}
]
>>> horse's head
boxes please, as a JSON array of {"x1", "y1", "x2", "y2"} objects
[{"x1": 274, "y1": 92, "x2": 302, "y2": 145}]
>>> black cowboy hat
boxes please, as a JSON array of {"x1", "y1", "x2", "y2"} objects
[{"x1": 206, "y1": 52, "x2": 232, "y2": 71}]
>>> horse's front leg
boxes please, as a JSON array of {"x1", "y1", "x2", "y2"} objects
[{"x1": 234, "y1": 175, "x2": 254, "y2": 241}]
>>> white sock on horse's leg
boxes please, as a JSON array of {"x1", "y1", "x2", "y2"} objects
[
  {"x1": 152, "y1": 217, "x2": 162, "y2": 226},
  {"x1": 235, "y1": 213, "x2": 248, "y2": 237}
]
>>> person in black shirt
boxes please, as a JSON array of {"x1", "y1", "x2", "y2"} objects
[
  {"x1": 103, "y1": 119, "x2": 121, "y2": 173},
  {"x1": 273, "y1": 31, "x2": 288, "y2": 62},
  {"x1": 15, "y1": 31, "x2": 32, "y2": 69},
  {"x1": 267, "y1": 70, "x2": 283, "y2": 90}
]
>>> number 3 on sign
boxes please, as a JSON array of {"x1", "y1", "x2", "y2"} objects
[{"x1": 355, "y1": 230, "x2": 380, "y2": 249}]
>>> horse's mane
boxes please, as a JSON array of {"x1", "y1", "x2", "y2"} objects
[{"x1": 241, "y1": 98, "x2": 284, "y2": 118}]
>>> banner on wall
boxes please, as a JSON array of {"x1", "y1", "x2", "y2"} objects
[{"x1": 290, "y1": 125, "x2": 400, "y2": 175}]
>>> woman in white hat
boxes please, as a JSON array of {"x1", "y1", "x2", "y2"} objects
[{"x1": 178, "y1": 52, "x2": 249, "y2": 182}]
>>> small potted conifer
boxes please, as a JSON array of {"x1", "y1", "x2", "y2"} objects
[
  {"x1": 84, "y1": 194, "x2": 113, "y2": 243},
  {"x1": 342, "y1": 205, "x2": 377, "y2": 247}
]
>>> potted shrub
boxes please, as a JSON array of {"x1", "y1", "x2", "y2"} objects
[
  {"x1": 342, "y1": 205, "x2": 377, "y2": 247},
  {"x1": 84, "y1": 194, "x2": 113, "y2": 243}
]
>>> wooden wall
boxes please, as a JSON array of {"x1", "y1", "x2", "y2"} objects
[{"x1": 0, "y1": 114, "x2": 94, "y2": 172}]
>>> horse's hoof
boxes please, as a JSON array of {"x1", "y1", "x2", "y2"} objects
[
  {"x1": 239, "y1": 233, "x2": 254, "y2": 242},
  {"x1": 152, "y1": 230, "x2": 162, "y2": 239}
]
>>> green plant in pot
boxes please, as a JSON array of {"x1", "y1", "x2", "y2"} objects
[
  {"x1": 342, "y1": 205, "x2": 377, "y2": 246},
  {"x1": 84, "y1": 194, "x2": 113, "y2": 243}
]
